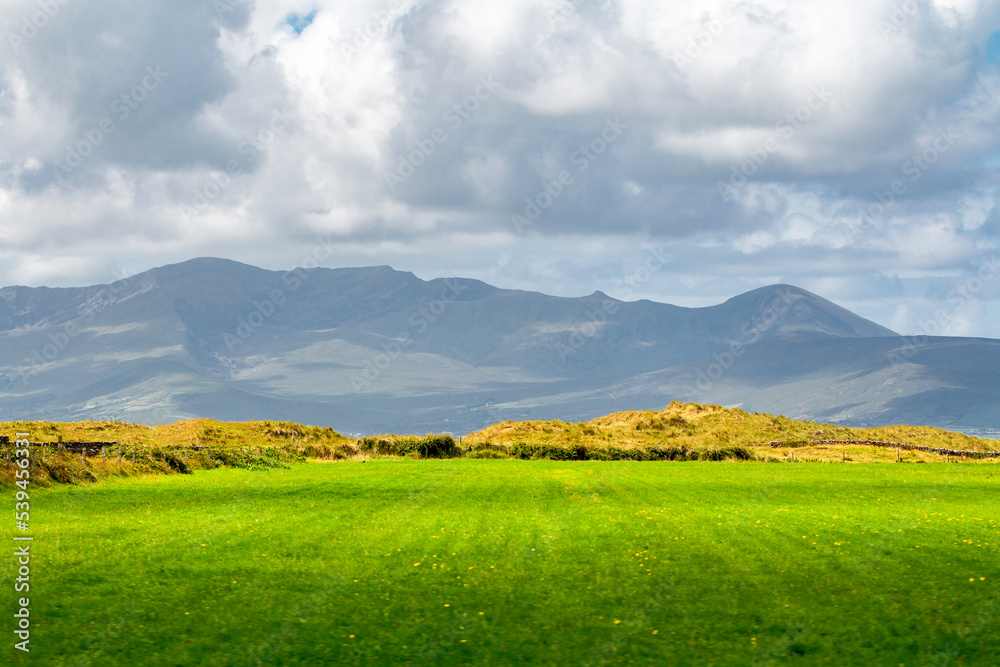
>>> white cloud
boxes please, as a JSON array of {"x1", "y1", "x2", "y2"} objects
[{"x1": 0, "y1": 0, "x2": 998, "y2": 334}]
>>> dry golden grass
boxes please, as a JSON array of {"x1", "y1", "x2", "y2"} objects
[
  {"x1": 0, "y1": 419, "x2": 356, "y2": 486},
  {"x1": 1, "y1": 418, "x2": 351, "y2": 450},
  {"x1": 464, "y1": 401, "x2": 1000, "y2": 461},
  {"x1": 3, "y1": 403, "x2": 997, "y2": 481}
]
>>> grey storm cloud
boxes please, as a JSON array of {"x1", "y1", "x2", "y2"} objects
[{"x1": 0, "y1": 0, "x2": 999, "y2": 337}]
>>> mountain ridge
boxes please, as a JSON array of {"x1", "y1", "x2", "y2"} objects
[{"x1": 2, "y1": 257, "x2": 996, "y2": 436}]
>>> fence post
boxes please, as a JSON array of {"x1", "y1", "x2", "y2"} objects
[
  {"x1": 118, "y1": 444, "x2": 123, "y2": 464},
  {"x1": 82, "y1": 446, "x2": 87, "y2": 464},
  {"x1": 896, "y1": 447, "x2": 900, "y2": 462},
  {"x1": 102, "y1": 446, "x2": 106, "y2": 464}
]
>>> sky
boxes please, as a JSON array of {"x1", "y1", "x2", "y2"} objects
[{"x1": 1, "y1": 0, "x2": 999, "y2": 337}]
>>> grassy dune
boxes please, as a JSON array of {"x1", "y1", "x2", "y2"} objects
[
  {"x1": 0, "y1": 419, "x2": 353, "y2": 486},
  {"x1": 0, "y1": 418, "x2": 350, "y2": 452},
  {"x1": 2, "y1": 403, "x2": 998, "y2": 488},
  {"x1": 5, "y1": 460, "x2": 998, "y2": 665},
  {"x1": 463, "y1": 402, "x2": 1000, "y2": 463}
]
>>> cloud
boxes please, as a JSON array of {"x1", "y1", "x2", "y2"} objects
[{"x1": 0, "y1": 0, "x2": 998, "y2": 337}]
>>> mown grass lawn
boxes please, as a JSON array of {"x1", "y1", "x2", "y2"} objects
[{"x1": 4, "y1": 460, "x2": 999, "y2": 666}]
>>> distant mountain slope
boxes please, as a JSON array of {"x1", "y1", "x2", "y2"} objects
[
  {"x1": 710, "y1": 284, "x2": 897, "y2": 339},
  {"x1": 596, "y1": 335, "x2": 1000, "y2": 431},
  {"x1": 0, "y1": 257, "x2": 996, "y2": 435}
]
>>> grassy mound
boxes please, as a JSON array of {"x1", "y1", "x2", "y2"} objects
[
  {"x1": 4, "y1": 403, "x2": 997, "y2": 487},
  {"x1": 0, "y1": 419, "x2": 354, "y2": 486},
  {"x1": 462, "y1": 402, "x2": 1000, "y2": 462}
]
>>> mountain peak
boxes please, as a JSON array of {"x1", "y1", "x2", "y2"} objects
[
  {"x1": 130, "y1": 257, "x2": 270, "y2": 286},
  {"x1": 717, "y1": 283, "x2": 897, "y2": 338}
]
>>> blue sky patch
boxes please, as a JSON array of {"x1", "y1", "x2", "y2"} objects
[
  {"x1": 286, "y1": 9, "x2": 317, "y2": 35},
  {"x1": 986, "y1": 31, "x2": 1000, "y2": 65}
]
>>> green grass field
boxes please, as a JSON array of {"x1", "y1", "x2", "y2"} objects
[{"x1": 4, "y1": 460, "x2": 999, "y2": 665}]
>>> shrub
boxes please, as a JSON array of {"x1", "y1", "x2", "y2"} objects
[
  {"x1": 338, "y1": 444, "x2": 358, "y2": 458},
  {"x1": 42, "y1": 460, "x2": 76, "y2": 484},
  {"x1": 357, "y1": 437, "x2": 399, "y2": 456},
  {"x1": 467, "y1": 449, "x2": 508, "y2": 459},
  {"x1": 695, "y1": 446, "x2": 756, "y2": 462},
  {"x1": 162, "y1": 452, "x2": 192, "y2": 474},
  {"x1": 357, "y1": 435, "x2": 460, "y2": 459},
  {"x1": 417, "y1": 435, "x2": 460, "y2": 459},
  {"x1": 509, "y1": 443, "x2": 588, "y2": 460},
  {"x1": 463, "y1": 441, "x2": 509, "y2": 454},
  {"x1": 647, "y1": 446, "x2": 692, "y2": 461}
]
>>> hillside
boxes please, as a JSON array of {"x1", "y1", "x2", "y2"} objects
[
  {"x1": 464, "y1": 402, "x2": 1000, "y2": 462},
  {"x1": 1, "y1": 258, "x2": 998, "y2": 434},
  {"x1": 0, "y1": 418, "x2": 349, "y2": 451},
  {"x1": 3, "y1": 404, "x2": 997, "y2": 489}
]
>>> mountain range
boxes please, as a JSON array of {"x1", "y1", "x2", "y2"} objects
[{"x1": 1, "y1": 257, "x2": 998, "y2": 436}]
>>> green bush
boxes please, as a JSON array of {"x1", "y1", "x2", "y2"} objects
[
  {"x1": 360, "y1": 437, "x2": 755, "y2": 463},
  {"x1": 356, "y1": 435, "x2": 460, "y2": 459},
  {"x1": 462, "y1": 442, "x2": 510, "y2": 456},
  {"x1": 162, "y1": 452, "x2": 192, "y2": 474},
  {"x1": 417, "y1": 435, "x2": 460, "y2": 458},
  {"x1": 467, "y1": 449, "x2": 508, "y2": 459},
  {"x1": 479, "y1": 442, "x2": 755, "y2": 462},
  {"x1": 694, "y1": 446, "x2": 756, "y2": 461}
]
